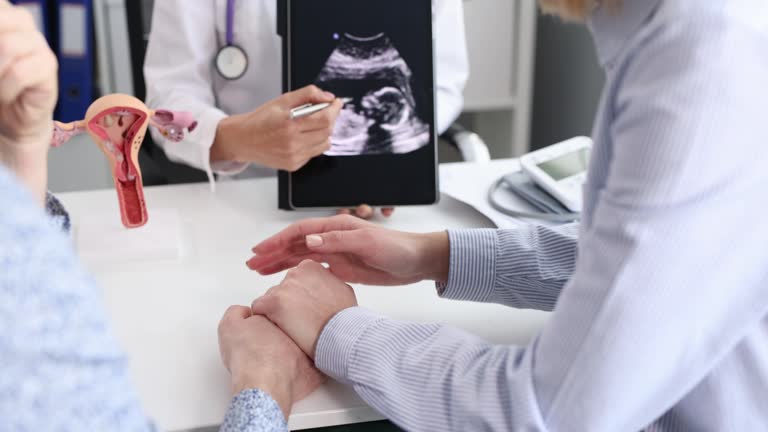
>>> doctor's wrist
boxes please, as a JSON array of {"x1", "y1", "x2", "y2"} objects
[{"x1": 212, "y1": 115, "x2": 243, "y2": 163}]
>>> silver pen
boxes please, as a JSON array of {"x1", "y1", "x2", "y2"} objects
[{"x1": 290, "y1": 102, "x2": 332, "y2": 119}]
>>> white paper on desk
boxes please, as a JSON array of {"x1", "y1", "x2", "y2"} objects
[
  {"x1": 440, "y1": 160, "x2": 542, "y2": 228},
  {"x1": 74, "y1": 208, "x2": 183, "y2": 265}
]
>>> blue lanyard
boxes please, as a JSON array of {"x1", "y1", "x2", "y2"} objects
[
  {"x1": 216, "y1": 0, "x2": 248, "y2": 80},
  {"x1": 226, "y1": 0, "x2": 236, "y2": 46}
]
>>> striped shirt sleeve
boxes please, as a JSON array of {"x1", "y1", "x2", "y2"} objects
[
  {"x1": 316, "y1": 307, "x2": 547, "y2": 431},
  {"x1": 439, "y1": 225, "x2": 579, "y2": 311}
]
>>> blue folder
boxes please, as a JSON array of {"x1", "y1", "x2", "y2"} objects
[{"x1": 54, "y1": 0, "x2": 94, "y2": 122}]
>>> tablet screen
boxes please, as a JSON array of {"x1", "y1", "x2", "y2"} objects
[{"x1": 286, "y1": 0, "x2": 437, "y2": 208}]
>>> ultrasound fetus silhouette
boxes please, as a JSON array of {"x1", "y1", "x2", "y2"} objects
[{"x1": 315, "y1": 33, "x2": 430, "y2": 156}]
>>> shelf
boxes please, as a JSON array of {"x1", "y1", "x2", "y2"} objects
[{"x1": 463, "y1": 98, "x2": 519, "y2": 112}]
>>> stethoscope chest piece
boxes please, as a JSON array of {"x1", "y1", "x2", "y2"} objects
[{"x1": 216, "y1": 44, "x2": 248, "y2": 80}]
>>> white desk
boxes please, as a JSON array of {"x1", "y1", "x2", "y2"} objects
[{"x1": 57, "y1": 177, "x2": 550, "y2": 431}]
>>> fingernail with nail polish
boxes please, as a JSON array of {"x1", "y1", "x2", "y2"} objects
[{"x1": 306, "y1": 235, "x2": 323, "y2": 247}]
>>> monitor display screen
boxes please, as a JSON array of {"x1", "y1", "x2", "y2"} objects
[{"x1": 537, "y1": 148, "x2": 591, "y2": 181}]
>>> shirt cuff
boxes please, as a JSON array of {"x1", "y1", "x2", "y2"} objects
[
  {"x1": 437, "y1": 229, "x2": 497, "y2": 303},
  {"x1": 200, "y1": 111, "x2": 248, "y2": 179},
  {"x1": 315, "y1": 307, "x2": 386, "y2": 383},
  {"x1": 153, "y1": 107, "x2": 249, "y2": 192},
  {"x1": 193, "y1": 108, "x2": 247, "y2": 191},
  {"x1": 220, "y1": 388, "x2": 288, "y2": 432},
  {"x1": 211, "y1": 159, "x2": 250, "y2": 176}
]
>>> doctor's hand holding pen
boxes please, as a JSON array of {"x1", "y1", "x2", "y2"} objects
[
  {"x1": 211, "y1": 85, "x2": 341, "y2": 172},
  {"x1": 211, "y1": 85, "x2": 394, "y2": 219}
]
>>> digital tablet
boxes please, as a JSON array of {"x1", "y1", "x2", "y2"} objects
[{"x1": 278, "y1": 0, "x2": 438, "y2": 209}]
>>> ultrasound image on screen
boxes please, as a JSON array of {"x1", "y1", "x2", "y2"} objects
[
  {"x1": 287, "y1": 0, "x2": 436, "y2": 207},
  {"x1": 315, "y1": 33, "x2": 430, "y2": 156}
]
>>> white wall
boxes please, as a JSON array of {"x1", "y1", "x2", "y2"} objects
[
  {"x1": 48, "y1": 133, "x2": 113, "y2": 193},
  {"x1": 530, "y1": 15, "x2": 605, "y2": 151},
  {"x1": 460, "y1": 0, "x2": 537, "y2": 159}
]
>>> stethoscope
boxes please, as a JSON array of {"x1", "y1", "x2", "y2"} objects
[{"x1": 215, "y1": 0, "x2": 249, "y2": 80}]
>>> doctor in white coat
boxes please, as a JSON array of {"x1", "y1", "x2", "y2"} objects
[{"x1": 144, "y1": 0, "x2": 469, "y2": 217}]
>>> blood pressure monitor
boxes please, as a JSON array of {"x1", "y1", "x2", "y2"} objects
[{"x1": 520, "y1": 137, "x2": 592, "y2": 212}]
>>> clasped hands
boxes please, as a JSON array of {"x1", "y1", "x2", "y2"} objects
[{"x1": 218, "y1": 215, "x2": 449, "y2": 417}]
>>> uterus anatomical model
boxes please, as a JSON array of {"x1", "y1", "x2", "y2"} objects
[{"x1": 51, "y1": 94, "x2": 197, "y2": 229}]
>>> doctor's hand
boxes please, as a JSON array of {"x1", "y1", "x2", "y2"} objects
[
  {"x1": 338, "y1": 205, "x2": 396, "y2": 220},
  {"x1": 251, "y1": 259, "x2": 358, "y2": 358},
  {"x1": 218, "y1": 305, "x2": 325, "y2": 419},
  {"x1": 247, "y1": 215, "x2": 450, "y2": 286},
  {"x1": 0, "y1": 1, "x2": 59, "y2": 204},
  {"x1": 212, "y1": 85, "x2": 343, "y2": 172}
]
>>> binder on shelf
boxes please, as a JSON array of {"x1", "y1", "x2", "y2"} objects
[{"x1": 55, "y1": 0, "x2": 95, "y2": 122}]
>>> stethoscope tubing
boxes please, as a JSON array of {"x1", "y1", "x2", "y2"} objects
[{"x1": 226, "y1": 0, "x2": 236, "y2": 46}]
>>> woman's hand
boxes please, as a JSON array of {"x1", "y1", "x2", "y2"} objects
[
  {"x1": 212, "y1": 85, "x2": 343, "y2": 172},
  {"x1": 247, "y1": 215, "x2": 450, "y2": 286},
  {"x1": 0, "y1": 1, "x2": 59, "y2": 204}
]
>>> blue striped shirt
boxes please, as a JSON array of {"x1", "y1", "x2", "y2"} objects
[
  {"x1": 0, "y1": 167, "x2": 286, "y2": 431},
  {"x1": 315, "y1": 0, "x2": 768, "y2": 430}
]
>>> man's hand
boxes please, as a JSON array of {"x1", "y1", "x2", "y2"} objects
[
  {"x1": 247, "y1": 215, "x2": 450, "y2": 286},
  {"x1": 0, "y1": 1, "x2": 59, "y2": 204},
  {"x1": 251, "y1": 260, "x2": 358, "y2": 358},
  {"x1": 212, "y1": 85, "x2": 343, "y2": 172},
  {"x1": 218, "y1": 306, "x2": 325, "y2": 418}
]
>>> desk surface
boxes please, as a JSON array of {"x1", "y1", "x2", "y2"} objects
[{"x1": 57, "y1": 176, "x2": 549, "y2": 431}]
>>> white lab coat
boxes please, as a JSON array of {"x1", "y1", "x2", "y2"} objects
[{"x1": 144, "y1": 0, "x2": 469, "y2": 184}]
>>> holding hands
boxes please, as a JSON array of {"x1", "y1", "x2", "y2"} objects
[
  {"x1": 222, "y1": 216, "x2": 451, "y2": 415},
  {"x1": 217, "y1": 305, "x2": 325, "y2": 418},
  {"x1": 217, "y1": 259, "x2": 356, "y2": 419},
  {"x1": 251, "y1": 260, "x2": 358, "y2": 358}
]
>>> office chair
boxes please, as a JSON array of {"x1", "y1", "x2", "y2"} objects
[
  {"x1": 440, "y1": 123, "x2": 491, "y2": 163},
  {"x1": 126, "y1": 0, "x2": 491, "y2": 186}
]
